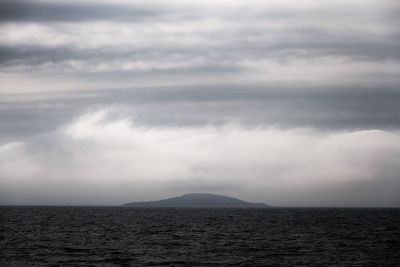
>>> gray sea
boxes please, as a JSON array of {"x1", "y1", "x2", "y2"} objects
[{"x1": 1, "y1": 207, "x2": 399, "y2": 266}]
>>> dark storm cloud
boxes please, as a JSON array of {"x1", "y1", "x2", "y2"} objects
[{"x1": 0, "y1": 0, "x2": 161, "y2": 22}]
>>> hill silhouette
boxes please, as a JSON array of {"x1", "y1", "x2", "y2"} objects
[{"x1": 122, "y1": 193, "x2": 271, "y2": 208}]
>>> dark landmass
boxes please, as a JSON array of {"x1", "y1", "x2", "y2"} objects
[{"x1": 122, "y1": 193, "x2": 271, "y2": 208}]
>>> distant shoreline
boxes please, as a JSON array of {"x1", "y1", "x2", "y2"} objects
[{"x1": 2, "y1": 205, "x2": 399, "y2": 209}]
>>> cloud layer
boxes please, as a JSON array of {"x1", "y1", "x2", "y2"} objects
[
  {"x1": 1, "y1": 109, "x2": 399, "y2": 206},
  {"x1": 1, "y1": 0, "x2": 399, "y2": 93},
  {"x1": 1, "y1": 1, "x2": 399, "y2": 206}
]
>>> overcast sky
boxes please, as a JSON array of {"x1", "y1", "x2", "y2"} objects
[{"x1": 1, "y1": 0, "x2": 400, "y2": 206}]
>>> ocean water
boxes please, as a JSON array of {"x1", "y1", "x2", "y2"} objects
[{"x1": 1, "y1": 207, "x2": 399, "y2": 266}]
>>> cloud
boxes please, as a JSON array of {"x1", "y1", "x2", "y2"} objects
[
  {"x1": 1, "y1": 108, "x2": 399, "y2": 206},
  {"x1": 0, "y1": 1, "x2": 399, "y2": 207},
  {"x1": 2, "y1": 85, "x2": 400, "y2": 144},
  {"x1": 1, "y1": 0, "x2": 399, "y2": 93},
  {"x1": 0, "y1": 0, "x2": 161, "y2": 22}
]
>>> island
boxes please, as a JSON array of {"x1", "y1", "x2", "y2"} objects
[{"x1": 122, "y1": 193, "x2": 271, "y2": 208}]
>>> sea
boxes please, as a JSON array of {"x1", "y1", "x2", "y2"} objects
[{"x1": 1, "y1": 207, "x2": 399, "y2": 266}]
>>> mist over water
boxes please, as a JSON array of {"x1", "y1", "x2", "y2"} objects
[{"x1": 1, "y1": 109, "x2": 400, "y2": 207}]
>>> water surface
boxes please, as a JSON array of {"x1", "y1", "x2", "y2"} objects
[{"x1": 1, "y1": 207, "x2": 399, "y2": 266}]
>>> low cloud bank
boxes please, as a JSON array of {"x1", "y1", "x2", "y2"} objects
[{"x1": 1, "y1": 108, "x2": 399, "y2": 206}]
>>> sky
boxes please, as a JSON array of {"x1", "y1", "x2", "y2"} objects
[{"x1": 0, "y1": 0, "x2": 400, "y2": 206}]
